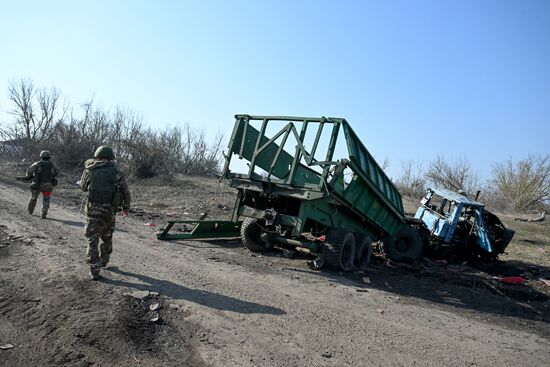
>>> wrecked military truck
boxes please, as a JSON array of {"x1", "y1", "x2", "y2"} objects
[
  {"x1": 160, "y1": 115, "x2": 424, "y2": 270},
  {"x1": 158, "y1": 115, "x2": 514, "y2": 270},
  {"x1": 414, "y1": 187, "x2": 515, "y2": 260}
]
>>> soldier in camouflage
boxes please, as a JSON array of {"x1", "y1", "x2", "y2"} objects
[
  {"x1": 80, "y1": 146, "x2": 131, "y2": 280},
  {"x1": 26, "y1": 150, "x2": 59, "y2": 219}
]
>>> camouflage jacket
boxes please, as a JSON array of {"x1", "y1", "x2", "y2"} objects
[
  {"x1": 80, "y1": 159, "x2": 131, "y2": 211},
  {"x1": 27, "y1": 160, "x2": 58, "y2": 192}
]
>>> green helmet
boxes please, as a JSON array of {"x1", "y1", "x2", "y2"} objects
[
  {"x1": 94, "y1": 146, "x2": 115, "y2": 160},
  {"x1": 40, "y1": 150, "x2": 51, "y2": 159}
]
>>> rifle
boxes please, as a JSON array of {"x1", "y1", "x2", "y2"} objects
[{"x1": 16, "y1": 176, "x2": 31, "y2": 182}]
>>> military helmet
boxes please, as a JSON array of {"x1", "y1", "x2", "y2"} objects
[
  {"x1": 39, "y1": 150, "x2": 52, "y2": 159},
  {"x1": 94, "y1": 145, "x2": 115, "y2": 160}
]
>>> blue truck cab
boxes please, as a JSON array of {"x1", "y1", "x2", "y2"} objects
[{"x1": 415, "y1": 188, "x2": 514, "y2": 258}]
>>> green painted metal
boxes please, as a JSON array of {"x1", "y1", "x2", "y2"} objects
[
  {"x1": 157, "y1": 220, "x2": 243, "y2": 240},
  {"x1": 224, "y1": 115, "x2": 405, "y2": 238}
]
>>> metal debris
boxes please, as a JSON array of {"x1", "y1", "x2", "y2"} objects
[{"x1": 150, "y1": 315, "x2": 160, "y2": 323}]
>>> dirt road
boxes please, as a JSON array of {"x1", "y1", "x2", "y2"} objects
[{"x1": 1, "y1": 181, "x2": 549, "y2": 367}]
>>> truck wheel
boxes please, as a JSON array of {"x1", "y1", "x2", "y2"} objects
[
  {"x1": 354, "y1": 234, "x2": 373, "y2": 270},
  {"x1": 241, "y1": 218, "x2": 270, "y2": 252},
  {"x1": 383, "y1": 226, "x2": 422, "y2": 263},
  {"x1": 322, "y1": 229, "x2": 356, "y2": 271}
]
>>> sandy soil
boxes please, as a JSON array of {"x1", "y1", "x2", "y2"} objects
[{"x1": 1, "y1": 170, "x2": 549, "y2": 366}]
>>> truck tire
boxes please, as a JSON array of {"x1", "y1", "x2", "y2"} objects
[
  {"x1": 383, "y1": 225, "x2": 423, "y2": 263},
  {"x1": 322, "y1": 229, "x2": 356, "y2": 271},
  {"x1": 354, "y1": 234, "x2": 373, "y2": 270},
  {"x1": 241, "y1": 218, "x2": 270, "y2": 252}
]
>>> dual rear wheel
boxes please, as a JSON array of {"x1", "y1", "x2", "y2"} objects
[
  {"x1": 322, "y1": 230, "x2": 373, "y2": 271},
  {"x1": 241, "y1": 219, "x2": 385, "y2": 271}
]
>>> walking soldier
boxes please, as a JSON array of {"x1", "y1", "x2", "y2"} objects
[
  {"x1": 26, "y1": 150, "x2": 58, "y2": 219},
  {"x1": 80, "y1": 146, "x2": 131, "y2": 280}
]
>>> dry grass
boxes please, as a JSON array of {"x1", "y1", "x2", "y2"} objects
[{"x1": 499, "y1": 214, "x2": 550, "y2": 267}]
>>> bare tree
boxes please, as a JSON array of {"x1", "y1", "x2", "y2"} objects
[
  {"x1": 425, "y1": 155, "x2": 479, "y2": 195},
  {"x1": 380, "y1": 157, "x2": 390, "y2": 171},
  {"x1": 2, "y1": 79, "x2": 224, "y2": 177},
  {"x1": 7, "y1": 78, "x2": 64, "y2": 146},
  {"x1": 7, "y1": 78, "x2": 34, "y2": 141},
  {"x1": 491, "y1": 154, "x2": 550, "y2": 212},
  {"x1": 396, "y1": 160, "x2": 426, "y2": 199}
]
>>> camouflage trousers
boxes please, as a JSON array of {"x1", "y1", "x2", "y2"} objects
[
  {"x1": 28, "y1": 190, "x2": 51, "y2": 216},
  {"x1": 84, "y1": 202, "x2": 116, "y2": 273}
]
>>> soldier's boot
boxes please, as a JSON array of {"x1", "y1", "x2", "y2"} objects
[
  {"x1": 41, "y1": 195, "x2": 51, "y2": 219},
  {"x1": 89, "y1": 265, "x2": 101, "y2": 280},
  {"x1": 100, "y1": 259, "x2": 109, "y2": 268}
]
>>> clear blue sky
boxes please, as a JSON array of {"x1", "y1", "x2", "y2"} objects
[{"x1": 1, "y1": 0, "x2": 548, "y2": 179}]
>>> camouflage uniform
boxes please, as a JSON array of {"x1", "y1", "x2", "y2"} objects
[
  {"x1": 27, "y1": 158, "x2": 58, "y2": 218},
  {"x1": 80, "y1": 158, "x2": 130, "y2": 278}
]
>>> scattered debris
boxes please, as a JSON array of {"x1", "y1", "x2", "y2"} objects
[
  {"x1": 150, "y1": 315, "x2": 160, "y2": 323},
  {"x1": 514, "y1": 211, "x2": 546, "y2": 223},
  {"x1": 355, "y1": 289, "x2": 369, "y2": 293},
  {"x1": 321, "y1": 351, "x2": 333, "y2": 358},
  {"x1": 144, "y1": 223, "x2": 157, "y2": 227},
  {"x1": 0, "y1": 344, "x2": 14, "y2": 350},
  {"x1": 540, "y1": 278, "x2": 550, "y2": 287},
  {"x1": 498, "y1": 276, "x2": 527, "y2": 285},
  {"x1": 377, "y1": 308, "x2": 384, "y2": 314},
  {"x1": 149, "y1": 303, "x2": 161, "y2": 311}
]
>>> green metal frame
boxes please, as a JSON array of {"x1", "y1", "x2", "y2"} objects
[
  {"x1": 157, "y1": 220, "x2": 243, "y2": 240},
  {"x1": 223, "y1": 115, "x2": 405, "y2": 238},
  {"x1": 158, "y1": 115, "x2": 406, "y2": 245}
]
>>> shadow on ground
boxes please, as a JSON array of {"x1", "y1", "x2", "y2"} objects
[
  {"x1": 103, "y1": 266, "x2": 286, "y2": 316},
  {"x1": 289, "y1": 258, "x2": 550, "y2": 330},
  {"x1": 46, "y1": 217, "x2": 85, "y2": 227}
]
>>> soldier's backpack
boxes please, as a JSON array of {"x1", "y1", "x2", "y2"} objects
[
  {"x1": 38, "y1": 161, "x2": 54, "y2": 183},
  {"x1": 88, "y1": 164, "x2": 119, "y2": 205},
  {"x1": 30, "y1": 161, "x2": 54, "y2": 190}
]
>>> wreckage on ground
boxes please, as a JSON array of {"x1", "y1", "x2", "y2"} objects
[
  {"x1": 158, "y1": 115, "x2": 514, "y2": 270},
  {"x1": 414, "y1": 188, "x2": 514, "y2": 260}
]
